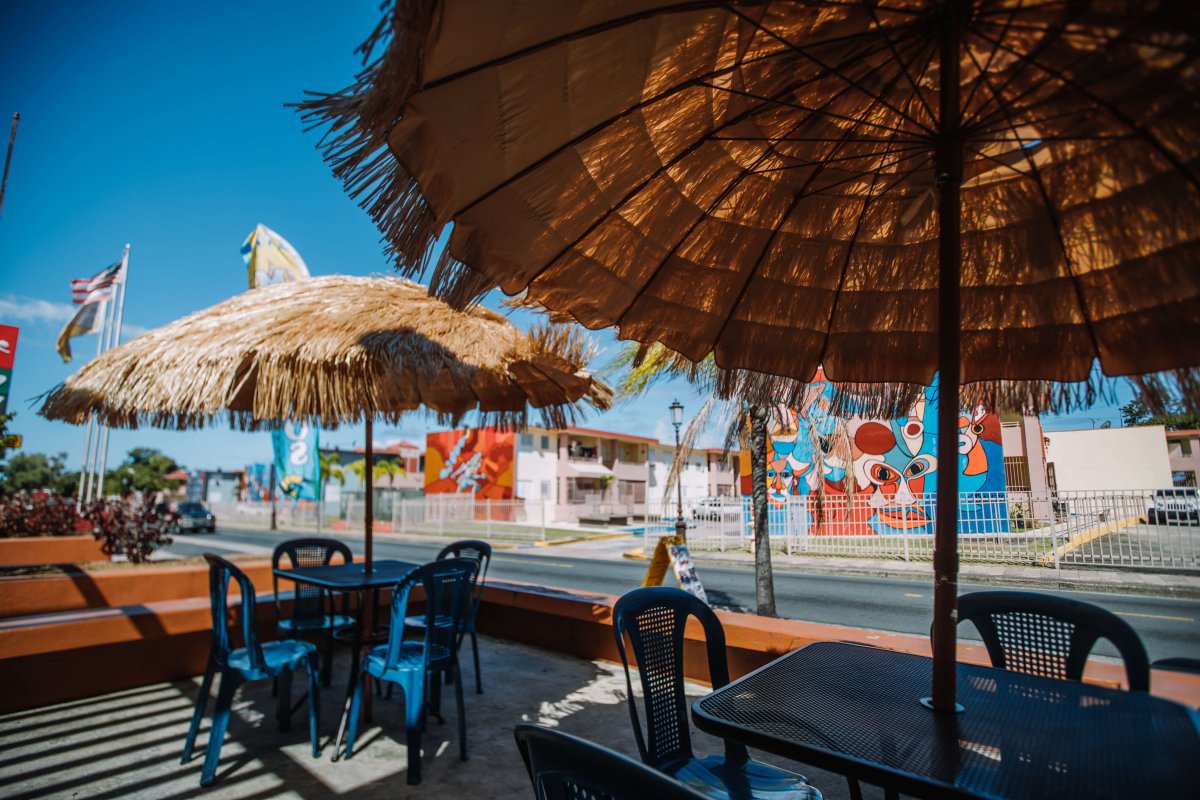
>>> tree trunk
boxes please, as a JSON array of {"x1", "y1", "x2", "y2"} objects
[{"x1": 749, "y1": 405, "x2": 776, "y2": 617}]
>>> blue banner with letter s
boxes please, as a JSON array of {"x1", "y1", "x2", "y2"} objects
[{"x1": 273, "y1": 423, "x2": 320, "y2": 501}]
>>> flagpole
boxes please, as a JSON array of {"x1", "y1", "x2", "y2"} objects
[
  {"x1": 95, "y1": 244, "x2": 130, "y2": 500},
  {"x1": 77, "y1": 412, "x2": 95, "y2": 510},
  {"x1": 0, "y1": 112, "x2": 18, "y2": 220},
  {"x1": 83, "y1": 308, "x2": 107, "y2": 502}
]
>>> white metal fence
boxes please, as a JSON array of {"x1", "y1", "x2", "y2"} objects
[{"x1": 205, "y1": 488, "x2": 1198, "y2": 572}]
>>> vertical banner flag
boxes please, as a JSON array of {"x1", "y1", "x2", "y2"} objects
[
  {"x1": 0, "y1": 324, "x2": 18, "y2": 415},
  {"x1": 243, "y1": 225, "x2": 313, "y2": 502},
  {"x1": 57, "y1": 260, "x2": 123, "y2": 361},
  {"x1": 273, "y1": 422, "x2": 321, "y2": 502},
  {"x1": 242, "y1": 224, "x2": 310, "y2": 288}
]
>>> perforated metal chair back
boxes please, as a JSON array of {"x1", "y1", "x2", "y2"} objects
[
  {"x1": 612, "y1": 587, "x2": 744, "y2": 770},
  {"x1": 380, "y1": 557, "x2": 478, "y2": 671},
  {"x1": 956, "y1": 590, "x2": 1150, "y2": 690},
  {"x1": 271, "y1": 537, "x2": 353, "y2": 622},
  {"x1": 514, "y1": 724, "x2": 709, "y2": 800},
  {"x1": 205, "y1": 553, "x2": 268, "y2": 673},
  {"x1": 437, "y1": 538, "x2": 491, "y2": 610}
]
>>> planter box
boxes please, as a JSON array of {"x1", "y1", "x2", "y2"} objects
[{"x1": 0, "y1": 535, "x2": 108, "y2": 567}]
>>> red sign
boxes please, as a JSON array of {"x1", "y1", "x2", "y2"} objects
[{"x1": 0, "y1": 325, "x2": 17, "y2": 370}]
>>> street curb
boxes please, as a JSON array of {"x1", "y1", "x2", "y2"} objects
[
  {"x1": 534, "y1": 532, "x2": 639, "y2": 547},
  {"x1": 689, "y1": 554, "x2": 1200, "y2": 599}
]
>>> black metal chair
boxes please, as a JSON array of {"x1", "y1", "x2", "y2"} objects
[
  {"x1": 405, "y1": 539, "x2": 491, "y2": 693},
  {"x1": 955, "y1": 590, "x2": 1151, "y2": 690},
  {"x1": 514, "y1": 724, "x2": 710, "y2": 800},
  {"x1": 272, "y1": 538, "x2": 356, "y2": 687},
  {"x1": 612, "y1": 587, "x2": 822, "y2": 800}
]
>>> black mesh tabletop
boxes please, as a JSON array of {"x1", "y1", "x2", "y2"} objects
[
  {"x1": 275, "y1": 559, "x2": 418, "y2": 590},
  {"x1": 692, "y1": 641, "x2": 1200, "y2": 800}
]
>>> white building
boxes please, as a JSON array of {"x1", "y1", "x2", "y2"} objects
[{"x1": 1043, "y1": 426, "x2": 1173, "y2": 493}]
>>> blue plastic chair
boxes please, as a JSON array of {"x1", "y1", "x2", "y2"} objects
[
  {"x1": 344, "y1": 557, "x2": 478, "y2": 784},
  {"x1": 272, "y1": 538, "x2": 356, "y2": 687},
  {"x1": 405, "y1": 539, "x2": 492, "y2": 693},
  {"x1": 515, "y1": 724, "x2": 711, "y2": 800},
  {"x1": 181, "y1": 554, "x2": 321, "y2": 786},
  {"x1": 613, "y1": 587, "x2": 821, "y2": 800}
]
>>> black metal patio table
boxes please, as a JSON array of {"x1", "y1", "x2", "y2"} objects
[
  {"x1": 692, "y1": 641, "x2": 1200, "y2": 800},
  {"x1": 274, "y1": 559, "x2": 419, "y2": 760}
]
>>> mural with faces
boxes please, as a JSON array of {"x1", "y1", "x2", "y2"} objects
[{"x1": 741, "y1": 375, "x2": 1008, "y2": 535}]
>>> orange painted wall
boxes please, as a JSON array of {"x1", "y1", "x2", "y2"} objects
[{"x1": 0, "y1": 535, "x2": 108, "y2": 567}]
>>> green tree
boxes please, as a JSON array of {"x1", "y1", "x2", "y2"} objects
[
  {"x1": 320, "y1": 451, "x2": 345, "y2": 487},
  {"x1": 1120, "y1": 399, "x2": 1200, "y2": 430},
  {"x1": 0, "y1": 412, "x2": 15, "y2": 461},
  {"x1": 0, "y1": 451, "x2": 78, "y2": 497},
  {"x1": 612, "y1": 342, "x2": 779, "y2": 616},
  {"x1": 103, "y1": 447, "x2": 180, "y2": 497}
]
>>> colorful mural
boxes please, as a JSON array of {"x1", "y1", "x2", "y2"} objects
[
  {"x1": 425, "y1": 428, "x2": 515, "y2": 499},
  {"x1": 739, "y1": 372, "x2": 1008, "y2": 535}
]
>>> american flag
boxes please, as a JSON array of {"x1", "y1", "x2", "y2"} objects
[{"x1": 71, "y1": 261, "x2": 123, "y2": 305}]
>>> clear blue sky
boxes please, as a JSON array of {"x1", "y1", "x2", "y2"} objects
[{"x1": 0, "y1": 1, "x2": 1123, "y2": 473}]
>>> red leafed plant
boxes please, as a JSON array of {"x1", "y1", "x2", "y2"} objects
[
  {"x1": 0, "y1": 493, "x2": 82, "y2": 538},
  {"x1": 80, "y1": 498, "x2": 177, "y2": 564}
]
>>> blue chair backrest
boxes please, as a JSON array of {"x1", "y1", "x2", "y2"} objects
[
  {"x1": 272, "y1": 537, "x2": 353, "y2": 621},
  {"x1": 205, "y1": 553, "x2": 267, "y2": 673},
  {"x1": 437, "y1": 539, "x2": 491, "y2": 617},
  {"x1": 380, "y1": 558, "x2": 478, "y2": 671},
  {"x1": 612, "y1": 587, "x2": 742, "y2": 770}
]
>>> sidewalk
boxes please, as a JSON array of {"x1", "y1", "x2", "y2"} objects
[{"x1": 526, "y1": 533, "x2": 1200, "y2": 599}]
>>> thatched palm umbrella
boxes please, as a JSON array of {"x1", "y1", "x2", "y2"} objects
[
  {"x1": 41, "y1": 275, "x2": 612, "y2": 567},
  {"x1": 300, "y1": 1, "x2": 1199, "y2": 710}
]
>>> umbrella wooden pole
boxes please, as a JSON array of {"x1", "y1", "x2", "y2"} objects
[
  {"x1": 365, "y1": 417, "x2": 374, "y2": 571},
  {"x1": 927, "y1": 5, "x2": 964, "y2": 715}
]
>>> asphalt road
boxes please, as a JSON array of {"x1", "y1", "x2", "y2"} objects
[{"x1": 164, "y1": 526, "x2": 1200, "y2": 663}]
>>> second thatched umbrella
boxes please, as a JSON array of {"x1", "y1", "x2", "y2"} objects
[{"x1": 40, "y1": 274, "x2": 612, "y2": 567}]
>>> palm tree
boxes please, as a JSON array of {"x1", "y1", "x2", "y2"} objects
[{"x1": 613, "y1": 343, "x2": 779, "y2": 616}]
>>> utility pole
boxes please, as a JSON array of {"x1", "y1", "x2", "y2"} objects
[{"x1": 0, "y1": 113, "x2": 19, "y2": 219}]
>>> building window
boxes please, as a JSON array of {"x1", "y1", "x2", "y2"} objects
[
  {"x1": 1003, "y1": 456, "x2": 1031, "y2": 492},
  {"x1": 517, "y1": 480, "x2": 532, "y2": 498},
  {"x1": 1173, "y1": 470, "x2": 1197, "y2": 488},
  {"x1": 541, "y1": 435, "x2": 551, "y2": 450},
  {"x1": 520, "y1": 433, "x2": 533, "y2": 448},
  {"x1": 540, "y1": 480, "x2": 550, "y2": 499},
  {"x1": 1181, "y1": 438, "x2": 1193, "y2": 456},
  {"x1": 617, "y1": 480, "x2": 646, "y2": 503}
]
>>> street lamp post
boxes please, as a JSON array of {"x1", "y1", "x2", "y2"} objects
[{"x1": 670, "y1": 400, "x2": 686, "y2": 541}]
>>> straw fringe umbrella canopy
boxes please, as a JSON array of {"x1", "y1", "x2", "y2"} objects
[
  {"x1": 40, "y1": 275, "x2": 612, "y2": 431},
  {"x1": 41, "y1": 275, "x2": 611, "y2": 570},
  {"x1": 301, "y1": 1, "x2": 1200, "y2": 709}
]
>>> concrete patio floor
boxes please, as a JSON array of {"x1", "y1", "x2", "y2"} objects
[{"x1": 0, "y1": 636, "x2": 867, "y2": 799}]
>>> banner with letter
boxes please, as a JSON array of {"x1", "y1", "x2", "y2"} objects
[
  {"x1": 0, "y1": 324, "x2": 17, "y2": 415},
  {"x1": 273, "y1": 423, "x2": 321, "y2": 501},
  {"x1": 243, "y1": 224, "x2": 310, "y2": 288}
]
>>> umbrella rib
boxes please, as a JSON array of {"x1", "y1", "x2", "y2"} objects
[
  {"x1": 423, "y1": 1, "x2": 726, "y2": 90},
  {"x1": 515, "y1": 35, "x2": 914, "y2": 294},
  {"x1": 748, "y1": 143, "x2": 926, "y2": 174},
  {"x1": 966, "y1": 49, "x2": 1107, "y2": 366},
  {"x1": 967, "y1": 28, "x2": 1200, "y2": 191},
  {"x1": 723, "y1": 4, "x2": 935, "y2": 136},
  {"x1": 702, "y1": 45, "x2": 934, "y2": 360},
  {"x1": 698, "y1": 81, "x2": 920, "y2": 138},
  {"x1": 963, "y1": 15, "x2": 1155, "y2": 138},
  {"x1": 598, "y1": 39, "x2": 934, "y2": 338},
  {"x1": 446, "y1": 24, "x2": 912, "y2": 225},
  {"x1": 446, "y1": 28, "x2": 903, "y2": 224},
  {"x1": 959, "y1": 0, "x2": 1030, "y2": 125},
  {"x1": 863, "y1": 1, "x2": 938, "y2": 129},
  {"x1": 973, "y1": 18, "x2": 1199, "y2": 54}
]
